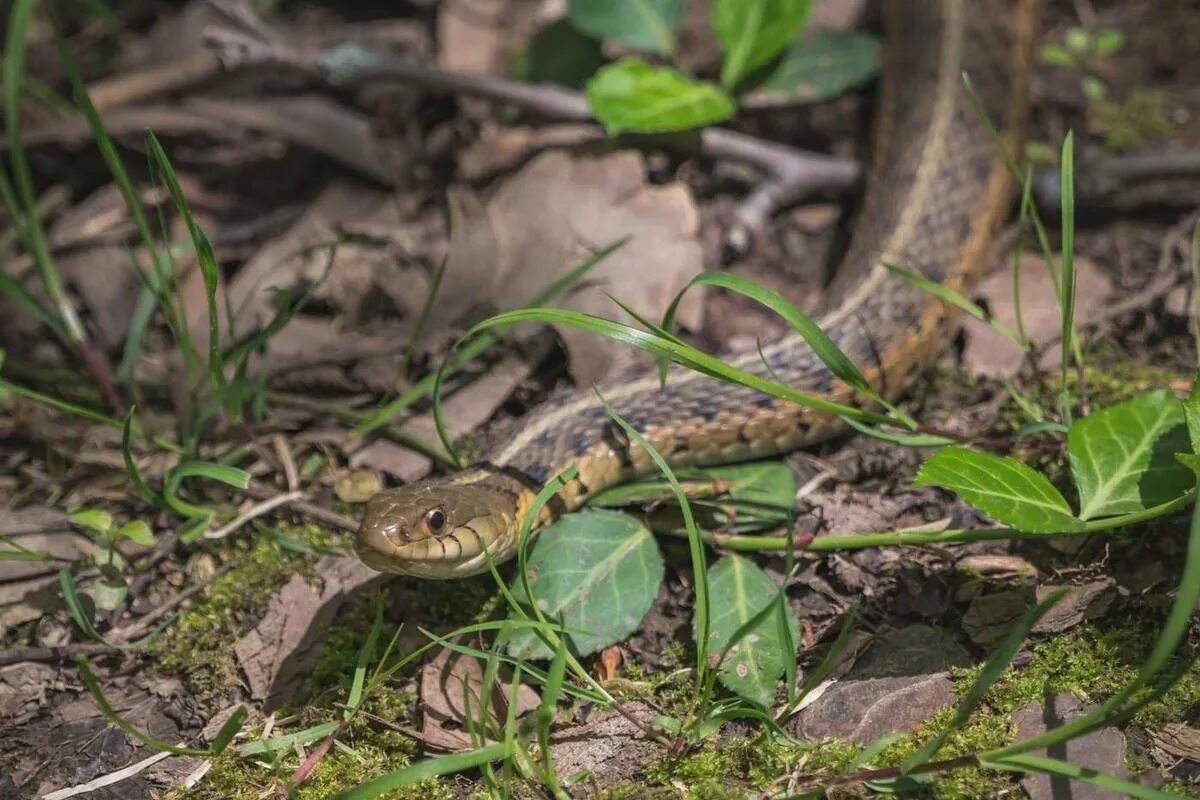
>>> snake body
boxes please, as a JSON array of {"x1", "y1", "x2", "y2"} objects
[{"x1": 358, "y1": 0, "x2": 1039, "y2": 579}]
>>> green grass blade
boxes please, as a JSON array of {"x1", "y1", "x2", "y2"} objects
[
  {"x1": 121, "y1": 407, "x2": 159, "y2": 503},
  {"x1": 238, "y1": 721, "x2": 340, "y2": 756},
  {"x1": 59, "y1": 567, "x2": 119, "y2": 646},
  {"x1": 54, "y1": 31, "x2": 201, "y2": 379},
  {"x1": 1011, "y1": 163, "x2": 1034, "y2": 347},
  {"x1": 403, "y1": 256, "x2": 447, "y2": 375},
  {"x1": 146, "y1": 132, "x2": 225, "y2": 393},
  {"x1": 980, "y1": 753, "x2": 1180, "y2": 800},
  {"x1": 883, "y1": 262, "x2": 1024, "y2": 350},
  {"x1": 594, "y1": 389, "x2": 712, "y2": 696},
  {"x1": 163, "y1": 461, "x2": 251, "y2": 536},
  {"x1": 1058, "y1": 131, "x2": 1078, "y2": 423},
  {"x1": 0, "y1": 268, "x2": 68, "y2": 340},
  {"x1": 0, "y1": 535, "x2": 52, "y2": 561},
  {"x1": 665, "y1": 271, "x2": 891, "y2": 405},
  {"x1": 333, "y1": 742, "x2": 510, "y2": 800},
  {"x1": 463, "y1": 308, "x2": 894, "y2": 426},
  {"x1": 345, "y1": 592, "x2": 385, "y2": 720},
  {"x1": 4, "y1": 0, "x2": 85, "y2": 345}
]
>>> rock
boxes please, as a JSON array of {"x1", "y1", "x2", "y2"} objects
[
  {"x1": 1012, "y1": 694, "x2": 1132, "y2": 800},
  {"x1": 548, "y1": 701, "x2": 661, "y2": 789},
  {"x1": 790, "y1": 625, "x2": 973, "y2": 744}
]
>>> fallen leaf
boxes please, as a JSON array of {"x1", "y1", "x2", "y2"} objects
[
  {"x1": 0, "y1": 662, "x2": 63, "y2": 721},
  {"x1": 420, "y1": 648, "x2": 540, "y2": 752},
  {"x1": 1031, "y1": 579, "x2": 1117, "y2": 634},
  {"x1": 234, "y1": 555, "x2": 388, "y2": 711},
  {"x1": 962, "y1": 254, "x2": 1114, "y2": 379},
  {"x1": 442, "y1": 150, "x2": 705, "y2": 385}
]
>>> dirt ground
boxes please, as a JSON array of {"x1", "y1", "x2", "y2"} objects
[{"x1": 2, "y1": 0, "x2": 1199, "y2": 798}]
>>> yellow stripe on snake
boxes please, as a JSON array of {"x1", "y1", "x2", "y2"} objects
[{"x1": 357, "y1": 0, "x2": 1040, "y2": 579}]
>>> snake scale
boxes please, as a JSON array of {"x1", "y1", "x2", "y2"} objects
[{"x1": 357, "y1": 0, "x2": 1039, "y2": 579}]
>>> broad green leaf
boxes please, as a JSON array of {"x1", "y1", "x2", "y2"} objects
[
  {"x1": 1184, "y1": 375, "x2": 1200, "y2": 454},
  {"x1": 589, "y1": 460, "x2": 795, "y2": 533},
  {"x1": 70, "y1": 508, "x2": 113, "y2": 535},
  {"x1": 699, "y1": 555, "x2": 800, "y2": 707},
  {"x1": 1068, "y1": 390, "x2": 1194, "y2": 520},
  {"x1": 116, "y1": 520, "x2": 154, "y2": 546},
  {"x1": 746, "y1": 30, "x2": 879, "y2": 107},
  {"x1": 567, "y1": 0, "x2": 683, "y2": 55},
  {"x1": 506, "y1": 510, "x2": 664, "y2": 660},
  {"x1": 93, "y1": 575, "x2": 128, "y2": 611},
  {"x1": 914, "y1": 447, "x2": 1084, "y2": 533},
  {"x1": 515, "y1": 18, "x2": 604, "y2": 89},
  {"x1": 712, "y1": 0, "x2": 812, "y2": 89},
  {"x1": 586, "y1": 59, "x2": 735, "y2": 134}
]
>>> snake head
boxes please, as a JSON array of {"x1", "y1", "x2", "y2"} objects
[{"x1": 356, "y1": 479, "x2": 519, "y2": 579}]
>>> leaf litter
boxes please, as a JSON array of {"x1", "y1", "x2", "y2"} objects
[{"x1": 1, "y1": 0, "x2": 1199, "y2": 796}]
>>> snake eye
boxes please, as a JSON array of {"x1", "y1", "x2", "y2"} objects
[{"x1": 422, "y1": 507, "x2": 448, "y2": 537}]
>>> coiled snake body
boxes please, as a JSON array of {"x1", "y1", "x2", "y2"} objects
[{"x1": 358, "y1": 0, "x2": 1039, "y2": 579}]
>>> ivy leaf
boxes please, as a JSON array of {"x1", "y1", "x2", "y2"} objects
[
  {"x1": 586, "y1": 59, "x2": 736, "y2": 134},
  {"x1": 1068, "y1": 390, "x2": 1194, "y2": 520},
  {"x1": 745, "y1": 30, "x2": 879, "y2": 108},
  {"x1": 699, "y1": 555, "x2": 799, "y2": 707},
  {"x1": 567, "y1": 0, "x2": 683, "y2": 55},
  {"x1": 914, "y1": 447, "x2": 1084, "y2": 533},
  {"x1": 712, "y1": 0, "x2": 813, "y2": 89},
  {"x1": 506, "y1": 510, "x2": 664, "y2": 660}
]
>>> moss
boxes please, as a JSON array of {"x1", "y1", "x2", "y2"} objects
[
  {"x1": 877, "y1": 707, "x2": 1019, "y2": 799},
  {"x1": 153, "y1": 523, "x2": 332, "y2": 701},
  {"x1": 973, "y1": 622, "x2": 1199, "y2": 728},
  {"x1": 640, "y1": 735, "x2": 823, "y2": 799},
  {"x1": 192, "y1": 732, "x2": 454, "y2": 800}
]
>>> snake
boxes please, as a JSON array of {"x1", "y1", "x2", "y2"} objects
[{"x1": 356, "y1": 0, "x2": 1040, "y2": 579}]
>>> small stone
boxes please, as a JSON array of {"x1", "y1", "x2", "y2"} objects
[{"x1": 1012, "y1": 694, "x2": 1134, "y2": 800}]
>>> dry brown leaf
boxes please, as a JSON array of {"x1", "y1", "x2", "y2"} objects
[
  {"x1": 234, "y1": 555, "x2": 387, "y2": 711},
  {"x1": 443, "y1": 150, "x2": 705, "y2": 385},
  {"x1": 419, "y1": 648, "x2": 540, "y2": 752},
  {"x1": 215, "y1": 183, "x2": 412, "y2": 354},
  {"x1": 962, "y1": 254, "x2": 1114, "y2": 379},
  {"x1": 436, "y1": 0, "x2": 552, "y2": 77}
]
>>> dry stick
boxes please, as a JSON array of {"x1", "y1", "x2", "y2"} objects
[
  {"x1": 245, "y1": 480, "x2": 359, "y2": 532},
  {"x1": 202, "y1": 28, "x2": 862, "y2": 231}
]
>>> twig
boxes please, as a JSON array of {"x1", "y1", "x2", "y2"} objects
[
  {"x1": 202, "y1": 21, "x2": 860, "y2": 231},
  {"x1": 1034, "y1": 150, "x2": 1200, "y2": 209},
  {"x1": 205, "y1": 490, "x2": 304, "y2": 539},
  {"x1": 245, "y1": 480, "x2": 360, "y2": 532}
]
